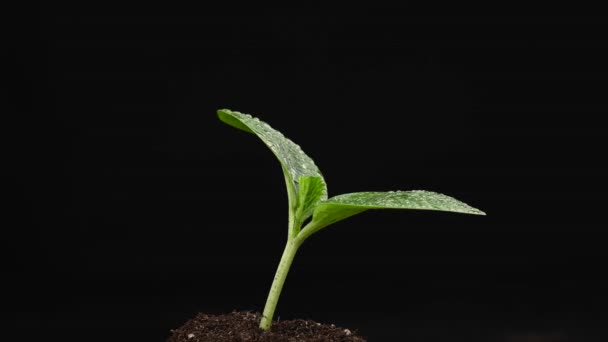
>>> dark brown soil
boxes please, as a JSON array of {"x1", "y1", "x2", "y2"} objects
[{"x1": 167, "y1": 311, "x2": 366, "y2": 342}]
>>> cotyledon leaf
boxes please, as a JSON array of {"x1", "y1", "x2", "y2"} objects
[
  {"x1": 217, "y1": 109, "x2": 328, "y2": 210},
  {"x1": 299, "y1": 190, "x2": 485, "y2": 240}
]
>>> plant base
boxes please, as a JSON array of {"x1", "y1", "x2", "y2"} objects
[{"x1": 167, "y1": 311, "x2": 366, "y2": 342}]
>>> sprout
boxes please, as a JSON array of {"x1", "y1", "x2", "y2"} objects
[{"x1": 217, "y1": 109, "x2": 485, "y2": 330}]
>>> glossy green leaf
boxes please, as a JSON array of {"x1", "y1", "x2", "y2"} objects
[
  {"x1": 323, "y1": 190, "x2": 485, "y2": 214},
  {"x1": 218, "y1": 109, "x2": 328, "y2": 237},
  {"x1": 218, "y1": 109, "x2": 326, "y2": 193},
  {"x1": 298, "y1": 190, "x2": 485, "y2": 240}
]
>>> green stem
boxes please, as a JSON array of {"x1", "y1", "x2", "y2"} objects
[{"x1": 259, "y1": 238, "x2": 302, "y2": 330}]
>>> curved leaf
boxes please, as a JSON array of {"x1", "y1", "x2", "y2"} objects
[
  {"x1": 323, "y1": 190, "x2": 485, "y2": 214},
  {"x1": 218, "y1": 109, "x2": 325, "y2": 192},
  {"x1": 298, "y1": 190, "x2": 485, "y2": 240}
]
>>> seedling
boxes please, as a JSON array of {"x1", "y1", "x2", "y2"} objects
[{"x1": 217, "y1": 109, "x2": 485, "y2": 331}]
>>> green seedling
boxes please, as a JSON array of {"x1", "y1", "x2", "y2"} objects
[{"x1": 217, "y1": 109, "x2": 485, "y2": 331}]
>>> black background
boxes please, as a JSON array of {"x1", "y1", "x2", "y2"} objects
[{"x1": 7, "y1": 6, "x2": 608, "y2": 342}]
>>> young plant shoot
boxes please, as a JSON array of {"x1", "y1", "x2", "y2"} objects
[{"x1": 217, "y1": 109, "x2": 486, "y2": 331}]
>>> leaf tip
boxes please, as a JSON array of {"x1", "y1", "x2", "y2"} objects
[
  {"x1": 216, "y1": 108, "x2": 253, "y2": 133},
  {"x1": 474, "y1": 209, "x2": 487, "y2": 216},
  {"x1": 463, "y1": 205, "x2": 486, "y2": 216}
]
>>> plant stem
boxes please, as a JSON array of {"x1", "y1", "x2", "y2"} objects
[{"x1": 259, "y1": 238, "x2": 302, "y2": 330}]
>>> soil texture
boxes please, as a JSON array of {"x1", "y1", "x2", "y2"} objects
[{"x1": 167, "y1": 311, "x2": 366, "y2": 342}]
